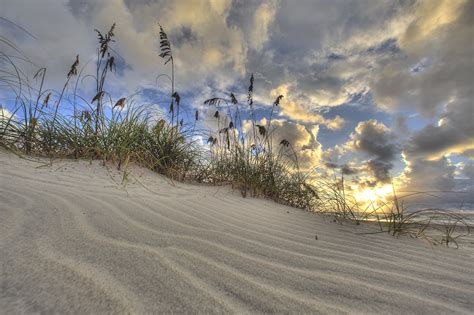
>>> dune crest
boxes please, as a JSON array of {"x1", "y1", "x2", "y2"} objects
[{"x1": 1, "y1": 150, "x2": 473, "y2": 314}]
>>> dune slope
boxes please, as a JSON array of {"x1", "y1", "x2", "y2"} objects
[{"x1": 1, "y1": 150, "x2": 473, "y2": 314}]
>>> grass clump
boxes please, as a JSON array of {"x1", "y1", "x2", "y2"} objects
[
  {"x1": 312, "y1": 176, "x2": 472, "y2": 247},
  {"x1": 380, "y1": 196, "x2": 471, "y2": 248},
  {"x1": 0, "y1": 23, "x2": 197, "y2": 180},
  {"x1": 195, "y1": 75, "x2": 320, "y2": 210}
]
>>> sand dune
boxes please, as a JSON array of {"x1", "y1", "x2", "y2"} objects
[{"x1": 1, "y1": 149, "x2": 473, "y2": 314}]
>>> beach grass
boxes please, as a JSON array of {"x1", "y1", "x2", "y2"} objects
[{"x1": 0, "y1": 23, "x2": 470, "y2": 247}]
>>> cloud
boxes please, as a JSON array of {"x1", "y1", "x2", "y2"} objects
[
  {"x1": 404, "y1": 98, "x2": 474, "y2": 160},
  {"x1": 399, "y1": 0, "x2": 466, "y2": 49},
  {"x1": 349, "y1": 120, "x2": 398, "y2": 159},
  {"x1": 1, "y1": 0, "x2": 251, "y2": 99},
  {"x1": 370, "y1": 0, "x2": 473, "y2": 116},
  {"x1": 393, "y1": 114, "x2": 409, "y2": 135},
  {"x1": 120, "y1": 0, "x2": 248, "y2": 90},
  {"x1": 0, "y1": 106, "x2": 14, "y2": 120},
  {"x1": 269, "y1": 83, "x2": 345, "y2": 129},
  {"x1": 1, "y1": 0, "x2": 97, "y2": 90},
  {"x1": 340, "y1": 163, "x2": 364, "y2": 176},
  {"x1": 242, "y1": 118, "x2": 322, "y2": 170},
  {"x1": 321, "y1": 144, "x2": 345, "y2": 163},
  {"x1": 252, "y1": 0, "x2": 413, "y2": 115},
  {"x1": 402, "y1": 156, "x2": 456, "y2": 191},
  {"x1": 249, "y1": 1, "x2": 278, "y2": 50},
  {"x1": 394, "y1": 155, "x2": 474, "y2": 206},
  {"x1": 225, "y1": 0, "x2": 278, "y2": 51},
  {"x1": 456, "y1": 161, "x2": 474, "y2": 180},
  {"x1": 347, "y1": 120, "x2": 400, "y2": 183}
]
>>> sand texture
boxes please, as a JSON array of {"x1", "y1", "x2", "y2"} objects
[{"x1": 1, "y1": 150, "x2": 474, "y2": 314}]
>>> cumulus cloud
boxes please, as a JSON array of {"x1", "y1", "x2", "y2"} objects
[
  {"x1": 462, "y1": 163, "x2": 474, "y2": 180},
  {"x1": 117, "y1": 0, "x2": 249, "y2": 91},
  {"x1": 349, "y1": 120, "x2": 398, "y2": 159},
  {"x1": 269, "y1": 83, "x2": 344, "y2": 129},
  {"x1": 1, "y1": 0, "x2": 97, "y2": 90},
  {"x1": 347, "y1": 120, "x2": 400, "y2": 184},
  {"x1": 371, "y1": 0, "x2": 473, "y2": 116},
  {"x1": 402, "y1": 156, "x2": 456, "y2": 191},
  {"x1": 394, "y1": 156, "x2": 474, "y2": 206},
  {"x1": 248, "y1": 0, "x2": 413, "y2": 115},
  {"x1": 1, "y1": 0, "x2": 253, "y2": 97},
  {"x1": 404, "y1": 98, "x2": 474, "y2": 160},
  {"x1": 242, "y1": 118, "x2": 322, "y2": 170},
  {"x1": 249, "y1": 1, "x2": 278, "y2": 50}
]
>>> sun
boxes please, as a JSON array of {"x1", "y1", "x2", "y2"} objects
[{"x1": 354, "y1": 184, "x2": 393, "y2": 204}]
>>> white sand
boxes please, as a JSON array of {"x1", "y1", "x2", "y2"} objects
[{"x1": 1, "y1": 149, "x2": 473, "y2": 314}]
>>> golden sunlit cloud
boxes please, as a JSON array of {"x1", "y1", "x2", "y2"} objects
[
  {"x1": 270, "y1": 84, "x2": 345, "y2": 129},
  {"x1": 241, "y1": 118, "x2": 323, "y2": 170},
  {"x1": 424, "y1": 143, "x2": 474, "y2": 161},
  {"x1": 250, "y1": 1, "x2": 278, "y2": 50},
  {"x1": 400, "y1": 0, "x2": 466, "y2": 49}
]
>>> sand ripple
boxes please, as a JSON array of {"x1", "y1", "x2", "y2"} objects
[{"x1": 1, "y1": 150, "x2": 473, "y2": 314}]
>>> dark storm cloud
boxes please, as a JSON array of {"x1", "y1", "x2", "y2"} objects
[
  {"x1": 66, "y1": 0, "x2": 99, "y2": 19},
  {"x1": 401, "y1": 156, "x2": 474, "y2": 206},
  {"x1": 321, "y1": 161, "x2": 362, "y2": 176},
  {"x1": 404, "y1": 98, "x2": 474, "y2": 160},
  {"x1": 170, "y1": 26, "x2": 198, "y2": 47},
  {"x1": 272, "y1": 0, "x2": 407, "y2": 57},
  {"x1": 366, "y1": 158, "x2": 394, "y2": 183},
  {"x1": 341, "y1": 164, "x2": 362, "y2": 175},
  {"x1": 324, "y1": 162, "x2": 339, "y2": 169},
  {"x1": 393, "y1": 114, "x2": 409, "y2": 134},
  {"x1": 458, "y1": 162, "x2": 474, "y2": 180},
  {"x1": 242, "y1": 0, "x2": 414, "y2": 113},
  {"x1": 365, "y1": 38, "x2": 400, "y2": 55},
  {"x1": 349, "y1": 120, "x2": 399, "y2": 160},
  {"x1": 348, "y1": 120, "x2": 400, "y2": 183},
  {"x1": 404, "y1": 157, "x2": 456, "y2": 191}
]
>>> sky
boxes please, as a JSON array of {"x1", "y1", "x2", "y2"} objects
[{"x1": 1, "y1": 0, "x2": 473, "y2": 208}]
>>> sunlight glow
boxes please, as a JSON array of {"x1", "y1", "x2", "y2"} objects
[{"x1": 354, "y1": 184, "x2": 393, "y2": 204}]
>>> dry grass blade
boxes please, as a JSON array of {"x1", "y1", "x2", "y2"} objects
[
  {"x1": 230, "y1": 93, "x2": 238, "y2": 104},
  {"x1": 256, "y1": 124, "x2": 266, "y2": 137},
  {"x1": 67, "y1": 55, "x2": 79, "y2": 78},
  {"x1": 95, "y1": 23, "x2": 116, "y2": 58},
  {"x1": 92, "y1": 91, "x2": 105, "y2": 103},
  {"x1": 274, "y1": 95, "x2": 284, "y2": 106},
  {"x1": 172, "y1": 92, "x2": 180, "y2": 106},
  {"x1": 114, "y1": 98, "x2": 126, "y2": 109},
  {"x1": 158, "y1": 24, "x2": 172, "y2": 65},
  {"x1": 248, "y1": 74, "x2": 254, "y2": 105},
  {"x1": 280, "y1": 139, "x2": 290, "y2": 147},
  {"x1": 43, "y1": 92, "x2": 51, "y2": 107}
]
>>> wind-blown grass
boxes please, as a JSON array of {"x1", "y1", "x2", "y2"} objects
[
  {"x1": 195, "y1": 74, "x2": 320, "y2": 210},
  {"x1": 311, "y1": 177, "x2": 472, "y2": 247},
  {"x1": 0, "y1": 23, "x2": 198, "y2": 181}
]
